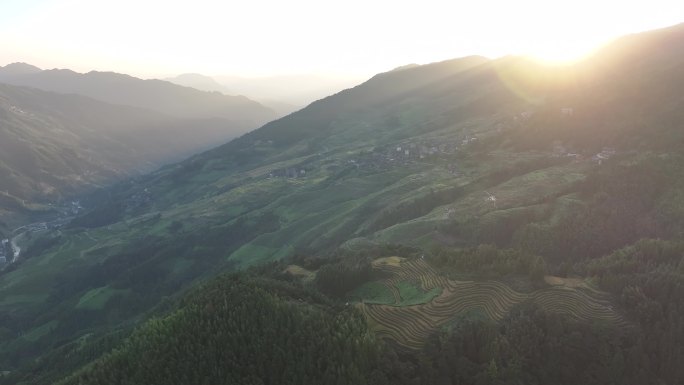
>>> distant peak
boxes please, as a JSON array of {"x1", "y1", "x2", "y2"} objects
[
  {"x1": 164, "y1": 73, "x2": 231, "y2": 94},
  {"x1": 1, "y1": 62, "x2": 42, "y2": 75},
  {"x1": 389, "y1": 64, "x2": 420, "y2": 73},
  {"x1": 374, "y1": 55, "x2": 490, "y2": 80},
  {"x1": 174, "y1": 73, "x2": 214, "y2": 79}
]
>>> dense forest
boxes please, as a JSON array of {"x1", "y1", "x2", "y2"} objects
[
  {"x1": 59, "y1": 275, "x2": 382, "y2": 385},
  {"x1": 26, "y1": 237, "x2": 683, "y2": 385}
]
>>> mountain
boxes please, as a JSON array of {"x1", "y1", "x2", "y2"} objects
[
  {"x1": 256, "y1": 98, "x2": 302, "y2": 117},
  {"x1": 3, "y1": 23, "x2": 684, "y2": 384},
  {"x1": 0, "y1": 83, "x2": 260, "y2": 228},
  {"x1": 165, "y1": 73, "x2": 302, "y2": 117},
  {"x1": 167, "y1": 72, "x2": 364, "y2": 116},
  {"x1": 0, "y1": 64, "x2": 277, "y2": 124},
  {"x1": 0, "y1": 63, "x2": 41, "y2": 76},
  {"x1": 0, "y1": 63, "x2": 279, "y2": 227},
  {"x1": 163, "y1": 73, "x2": 233, "y2": 94},
  {"x1": 215, "y1": 73, "x2": 364, "y2": 107}
]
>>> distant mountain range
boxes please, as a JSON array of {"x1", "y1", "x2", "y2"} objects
[
  {"x1": 163, "y1": 73, "x2": 301, "y2": 116},
  {"x1": 217, "y1": 73, "x2": 364, "y2": 106},
  {"x1": 0, "y1": 82, "x2": 267, "y2": 227},
  {"x1": 0, "y1": 64, "x2": 280, "y2": 227},
  {"x1": 0, "y1": 64, "x2": 276, "y2": 124},
  {"x1": 163, "y1": 73, "x2": 233, "y2": 94},
  {"x1": 165, "y1": 72, "x2": 364, "y2": 116}
]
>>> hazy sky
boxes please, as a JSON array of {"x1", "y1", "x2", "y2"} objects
[{"x1": 0, "y1": 0, "x2": 681, "y2": 79}]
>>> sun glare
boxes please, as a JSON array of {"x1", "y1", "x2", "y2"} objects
[
  {"x1": 0, "y1": 0, "x2": 681, "y2": 77},
  {"x1": 525, "y1": 44, "x2": 598, "y2": 64},
  {"x1": 505, "y1": 26, "x2": 616, "y2": 65},
  {"x1": 519, "y1": 27, "x2": 629, "y2": 66}
]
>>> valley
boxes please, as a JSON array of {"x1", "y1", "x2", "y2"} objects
[
  {"x1": 4, "y1": 202, "x2": 81, "y2": 264},
  {"x1": 0, "y1": 72, "x2": 275, "y2": 228}
]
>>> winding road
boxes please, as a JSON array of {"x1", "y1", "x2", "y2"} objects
[{"x1": 7, "y1": 215, "x2": 74, "y2": 264}]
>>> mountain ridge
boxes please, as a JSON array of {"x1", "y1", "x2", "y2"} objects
[
  {"x1": 163, "y1": 73, "x2": 233, "y2": 94},
  {"x1": 0, "y1": 64, "x2": 277, "y2": 124}
]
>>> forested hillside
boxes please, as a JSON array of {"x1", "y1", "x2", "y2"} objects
[{"x1": 57, "y1": 275, "x2": 381, "y2": 385}]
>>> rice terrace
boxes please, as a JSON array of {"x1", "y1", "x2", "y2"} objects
[{"x1": 354, "y1": 257, "x2": 628, "y2": 349}]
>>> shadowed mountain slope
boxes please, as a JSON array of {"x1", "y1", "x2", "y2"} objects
[{"x1": 0, "y1": 83, "x2": 261, "y2": 226}]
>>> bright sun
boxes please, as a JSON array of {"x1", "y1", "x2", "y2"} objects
[
  {"x1": 526, "y1": 44, "x2": 597, "y2": 64},
  {"x1": 509, "y1": 28, "x2": 613, "y2": 65},
  {"x1": 0, "y1": 0, "x2": 681, "y2": 77}
]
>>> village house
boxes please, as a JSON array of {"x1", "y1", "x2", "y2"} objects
[
  {"x1": 462, "y1": 136, "x2": 478, "y2": 145},
  {"x1": 552, "y1": 141, "x2": 567, "y2": 157},
  {"x1": 520, "y1": 111, "x2": 534, "y2": 120},
  {"x1": 271, "y1": 166, "x2": 310, "y2": 178},
  {"x1": 0, "y1": 239, "x2": 9, "y2": 265},
  {"x1": 592, "y1": 147, "x2": 617, "y2": 164},
  {"x1": 286, "y1": 168, "x2": 299, "y2": 178}
]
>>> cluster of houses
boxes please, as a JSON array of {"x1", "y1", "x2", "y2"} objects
[
  {"x1": 261, "y1": 106, "x2": 593, "y2": 183},
  {"x1": 266, "y1": 134, "x2": 481, "y2": 179},
  {"x1": 592, "y1": 147, "x2": 617, "y2": 164},
  {"x1": 552, "y1": 142, "x2": 617, "y2": 164},
  {"x1": 0, "y1": 239, "x2": 9, "y2": 265},
  {"x1": 445, "y1": 163, "x2": 462, "y2": 176},
  {"x1": 514, "y1": 111, "x2": 534, "y2": 122},
  {"x1": 125, "y1": 189, "x2": 152, "y2": 209},
  {"x1": 361, "y1": 137, "x2": 477, "y2": 167},
  {"x1": 252, "y1": 139, "x2": 274, "y2": 146},
  {"x1": 8, "y1": 105, "x2": 29, "y2": 116},
  {"x1": 68, "y1": 200, "x2": 83, "y2": 215},
  {"x1": 269, "y1": 167, "x2": 307, "y2": 179},
  {"x1": 512, "y1": 106, "x2": 575, "y2": 125},
  {"x1": 0, "y1": 200, "x2": 86, "y2": 267},
  {"x1": 22, "y1": 222, "x2": 49, "y2": 232},
  {"x1": 47, "y1": 200, "x2": 83, "y2": 216}
]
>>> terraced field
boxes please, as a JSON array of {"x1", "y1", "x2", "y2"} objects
[
  {"x1": 283, "y1": 264, "x2": 317, "y2": 283},
  {"x1": 357, "y1": 258, "x2": 628, "y2": 349}
]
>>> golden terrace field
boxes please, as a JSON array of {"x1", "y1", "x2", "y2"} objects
[{"x1": 356, "y1": 258, "x2": 628, "y2": 349}]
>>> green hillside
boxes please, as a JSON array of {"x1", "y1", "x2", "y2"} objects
[{"x1": 1, "y1": 23, "x2": 684, "y2": 384}]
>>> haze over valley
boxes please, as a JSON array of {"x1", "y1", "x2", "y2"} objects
[
  {"x1": 164, "y1": 72, "x2": 363, "y2": 116},
  {"x1": 0, "y1": 62, "x2": 278, "y2": 231}
]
